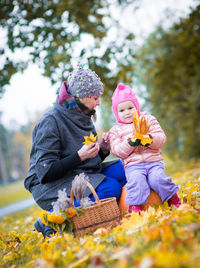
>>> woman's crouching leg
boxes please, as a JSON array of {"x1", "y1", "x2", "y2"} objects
[
  {"x1": 102, "y1": 160, "x2": 127, "y2": 188},
  {"x1": 90, "y1": 176, "x2": 123, "y2": 202}
]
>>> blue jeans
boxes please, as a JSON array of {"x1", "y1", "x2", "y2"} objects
[{"x1": 90, "y1": 160, "x2": 126, "y2": 202}]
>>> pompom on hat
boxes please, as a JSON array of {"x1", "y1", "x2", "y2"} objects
[
  {"x1": 112, "y1": 83, "x2": 140, "y2": 123},
  {"x1": 67, "y1": 65, "x2": 104, "y2": 98}
]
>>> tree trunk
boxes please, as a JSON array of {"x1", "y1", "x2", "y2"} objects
[{"x1": 0, "y1": 143, "x2": 9, "y2": 185}]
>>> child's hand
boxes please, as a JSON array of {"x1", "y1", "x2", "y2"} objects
[
  {"x1": 101, "y1": 132, "x2": 110, "y2": 153},
  {"x1": 129, "y1": 133, "x2": 152, "y2": 147}
]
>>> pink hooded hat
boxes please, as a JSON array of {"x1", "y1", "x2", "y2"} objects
[{"x1": 112, "y1": 83, "x2": 140, "y2": 123}]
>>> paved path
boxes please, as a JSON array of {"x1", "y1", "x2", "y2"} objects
[{"x1": 0, "y1": 197, "x2": 36, "y2": 218}]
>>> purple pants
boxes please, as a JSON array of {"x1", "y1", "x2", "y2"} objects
[{"x1": 125, "y1": 161, "x2": 179, "y2": 206}]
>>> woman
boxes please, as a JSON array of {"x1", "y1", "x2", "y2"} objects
[{"x1": 24, "y1": 65, "x2": 126, "y2": 238}]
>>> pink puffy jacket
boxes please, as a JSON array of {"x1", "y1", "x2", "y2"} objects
[{"x1": 108, "y1": 112, "x2": 166, "y2": 168}]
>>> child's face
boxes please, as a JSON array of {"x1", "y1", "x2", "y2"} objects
[{"x1": 117, "y1": 101, "x2": 136, "y2": 123}]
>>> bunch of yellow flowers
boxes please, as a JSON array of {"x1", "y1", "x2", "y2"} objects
[
  {"x1": 39, "y1": 189, "x2": 82, "y2": 235},
  {"x1": 39, "y1": 173, "x2": 94, "y2": 236}
]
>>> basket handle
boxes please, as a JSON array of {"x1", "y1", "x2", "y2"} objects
[{"x1": 70, "y1": 181, "x2": 100, "y2": 206}]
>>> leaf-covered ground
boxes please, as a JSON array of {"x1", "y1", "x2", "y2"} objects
[{"x1": 0, "y1": 163, "x2": 200, "y2": 268}]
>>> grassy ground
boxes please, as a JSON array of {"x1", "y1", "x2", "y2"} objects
[
  {"x1": 0, "y1": 159, "x2": 200, "y2": 267},
  {"x1": 0, "y1": 180, "x2": 31, "y2": 207}
]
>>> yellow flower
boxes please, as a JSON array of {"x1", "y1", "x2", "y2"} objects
[
  {"x1": 82, "y1": 132, "x2": 97, "y2": 145},
  {"x1": 47, "y1": 214, "x2": 65, "y2": 224},
  {"x1": 66, "y1": 207, "x2": 76, "y2": 218},
  {"x1": 40, "y1": 210, "x2": 48, "y2": 225}
]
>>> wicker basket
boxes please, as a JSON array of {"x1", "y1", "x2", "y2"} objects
[{"x1": 70, "y1": 182, "x2": 121, "y2": 237}]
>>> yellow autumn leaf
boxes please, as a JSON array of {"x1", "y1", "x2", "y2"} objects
[
  {"x1": 68, "y1": 255, "x2": 89, "y2": 268},
  {"x1": 160, "y1": 223, "x2": 174, "y2": 244},
  {"x1": 139, "y1": 117, "x2": 150, "y2": 135},
  {"x1": 115, "y1": 233, "x2": 128, "y2": 244},
  {"x1": 82, "y1": 132, "x2": 97, "y2": 145},
  {"x1": 131, "y1": 112, "x2": 152, "y2": 145},
  {"x1": 133, "y1": 111, "x2": 139, "y2": 124},
  {"x1": 133, "y1": 111, "x2": 151, "y2": 139},
  {"x1": 140, "y1": 135, "x2": 152, "y2": 146},
  {"x1": 93, "y1": 227, "x2": 108, "y2": 237},
  {"x1": 146, "y1": 225, "x2": 160, "y2": 242},
  {"x1": 131, "y1": 133, "x2": 152, "y2": 146},
  {"x1": 155, "y1": 250, "x2": 180, "y2": 266},
  {"x1": 132, "y1": 133, "x2": 144, "y2": 140},
  {"x1": 133, "y1": 111, "x2": 140, "y2": 133}
]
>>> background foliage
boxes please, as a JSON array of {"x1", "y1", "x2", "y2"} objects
[
  {"x1": 0, "y1": 114, "x2": 36, "y2": 184},
  {"x1": 0, "y1": 1, "x2": 200, "y2": 184},
  {"x1": 0, "y1": 0, "x2": 136, "y2": 98},
  {"x1": 136, "y1": 4, "x2": 200, "y2": 158}
]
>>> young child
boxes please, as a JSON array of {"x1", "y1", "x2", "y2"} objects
[{"x1": 102, "y1": 83, "x2": 181, "y2": 213}]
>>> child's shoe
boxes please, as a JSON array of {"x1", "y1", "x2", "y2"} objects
[
  {"x1": 167, "y1": 193, "x2": 181, "y2": 208},
  {"x1": 129, "y1": 205, "x2": 143, "y2": 214}
]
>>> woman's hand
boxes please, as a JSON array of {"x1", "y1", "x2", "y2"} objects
[{"x1": 78, "y1": 142, "x2": 100, "y2": 161}]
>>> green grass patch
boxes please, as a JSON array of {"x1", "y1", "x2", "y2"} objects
[
  {"x1": 0, "y1": 205, "x2": 40, "y2": 232},
  {"x1": 0, "y1": 180, "x2": 31, "y2": 207}
]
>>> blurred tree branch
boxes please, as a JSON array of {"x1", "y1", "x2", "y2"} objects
[{"x1": 0, "y1": 0, "x2": 139, "y2": 99}]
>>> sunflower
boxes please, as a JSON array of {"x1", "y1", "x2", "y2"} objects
[
  {"x1": 66, "y1": 207, "x2": 76, "y2": 218},
  {"x1": 47, "y1": 214, "x2": 65, "y2": 224},
  {"x1": 40, "y1": 210, "x2": 48, "y2": 225}
]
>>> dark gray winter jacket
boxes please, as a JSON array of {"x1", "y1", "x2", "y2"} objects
[{"x1": 24, "y1": 98, "x2": 110, "y2": 210}]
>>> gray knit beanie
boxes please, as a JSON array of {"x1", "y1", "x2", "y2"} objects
[{"x1": 67, "y1": 65, "x2": 104, "y2": 98}]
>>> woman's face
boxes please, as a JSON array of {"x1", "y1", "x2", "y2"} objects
[{"x1": 79, "y1": 96, "x2": 100, "y2": 110}]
